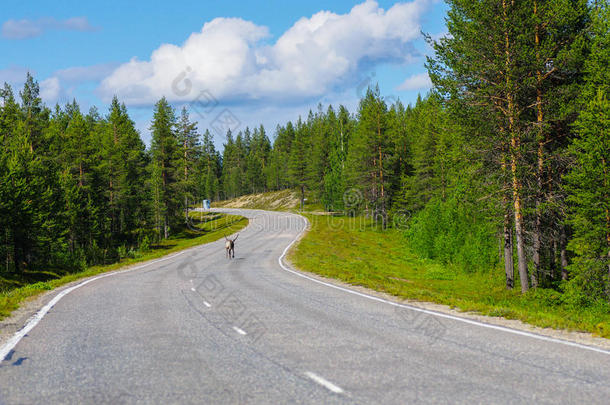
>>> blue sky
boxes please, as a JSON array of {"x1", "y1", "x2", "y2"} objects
[{"x1": 0, "y1": 0, "x2": 448, "y2": 147}]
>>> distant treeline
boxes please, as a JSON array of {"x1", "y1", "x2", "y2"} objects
[{"x1": 1, "y1": 1, "x2": 608, "y2": 306}]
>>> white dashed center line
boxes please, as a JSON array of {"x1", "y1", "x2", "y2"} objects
[
  {"x1": 305, "y1": 371, "x2": 344, "y2": 394},
  {"x1": 233, "y1": 326, "x2": 247, "y2": 335},
  {"x1": 203, "y1": 301, "x2": 211, "y2": 308},
  {"x1": 190, "y1": 287, "x2": 196, "y2": 292}
]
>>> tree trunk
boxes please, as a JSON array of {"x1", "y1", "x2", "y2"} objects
[
  {"x1": 109, "y1": 177, "x2": 114, "y2": 233},
  {"x1": 606, "y1": 206, "x2": 610, "y2": 291},
  {"x1": 605, "y1": 155, "x2": 610, "y2": 288},
  {"x1": 504, "y1": 0, "x2": 528, "y2": 293},
  {"x1": 531, "y1": 1, "x2": 543, "y2": 288},
  {"x1": 532, "y1": 182, "x2": 542, "y2": 287},
  {"x1": 502, "y1": 158, "x2": 514, "y2": 289},
  {"x1": 184, "y1": 139, "x2": 188, "y2": 179},
  {"x1": 560, "y1": 226, "x2": 568, "y2": 281},
  {"x1": 512, "y1": 161, "x2": 529, "y2": 293},
  {"x1": 377, "y1": 114, "x2": 386, "y2": 229},
  {"x1": 504, "y1": 208, "x2": 514, "y2": 289},
  {"x1": 5, "y1": 230, "x2": 9, "y2": 273},
  {"x1": 12, "y1": 237, "x2": 20, "y2": 274},
  {"x1": 185, "y1": 195, "x2": 189, "y2": 223},
  {"x1": 162, "y1": 158, "x2": 167, "y2": 239},
  {"x1": 551, "y1": 237, "x2": 558, "y2": 280},
  {"x1": 378, "y1": 144, "x2": 386, "y2": 228}
]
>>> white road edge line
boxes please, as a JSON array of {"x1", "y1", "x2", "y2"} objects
[
  {"x1": 278, "y1": 214, "x2": 610, "y2": 356},
  {"x1": 233, "y1": 326, "x2": 247, "y2": 335},
  {"x1": 305, "y1": 371, "x2": 344, "y2": 394},
  {"x1": 0, "y1": 248, "x2": 195, "y2": 361}
]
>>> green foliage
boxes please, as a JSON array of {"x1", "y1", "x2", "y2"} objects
[
  {"x1": 562, "y1": 3, "x2": 610, "y2": 302},
  {"x1": 406, "y1": 196, "x2": 499, "y2": 273},
  {"x1": 345, "y1": 86, "x2": 393, "y2": 222},
  {"x1": 150, "y1": 97, "x2": 181, "y2": 238},
  {"x1": 288, "y1": 119, "x2": 310, "y2": 205},
  {"x1": 139, "y1": 235, "x2": 151, "y2": 253},
  {"x1": 565, "y1": 95, "x2": 610, "y2": 301}
]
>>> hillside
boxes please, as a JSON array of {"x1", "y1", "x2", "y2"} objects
[{"x1": 213, "y1": 189, "x2": 301, "y2": 211}]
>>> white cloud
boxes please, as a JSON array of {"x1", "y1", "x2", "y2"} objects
[
  {"x1": 21, "y1": 63, "x2": 119, "y2": 105},
  {"x1": 0, "y1": 65, "x2": 31, "y2": 86},
  {"x1": 99, "y1": 0, "x2": 430, "y2": 106},
  {"x1": 396, "y1": 72, "x2": 432, "y2": 91},
  {"x1": 54, "y1": 63, "x2": 120, "y2": 83},
  {"x1": 40, "y1": 77, "x2": 61, "y2": 104},
  {"x1": 1, "y1": 17, "x2": 97, "y2": 40}
]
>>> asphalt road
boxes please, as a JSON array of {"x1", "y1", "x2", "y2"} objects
[{"x1": 1, "y1": 209, "x2": 609, "y2": 404}]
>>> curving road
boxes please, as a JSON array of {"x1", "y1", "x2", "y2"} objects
[{"x1": 0, "y1": 209, "x2": 609, "y2": 404}]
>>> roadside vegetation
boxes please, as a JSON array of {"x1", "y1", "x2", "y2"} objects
[
  {"x1": 291, "y1": 215, "x2": 610, "y2": 338},
  {"x1": 0, "y1": 213, "x2": 247, "y2": 320}
]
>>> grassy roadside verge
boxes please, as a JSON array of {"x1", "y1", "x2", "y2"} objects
[
  {"x1": 289, "y1": 214, "x2": 610, "y2": 338},
  {"x1": 0, "y1": 212, "x2": 248, "y2": 320}
]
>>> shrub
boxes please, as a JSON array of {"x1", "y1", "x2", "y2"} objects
[
  {"x1": 139, "y1": 235, "x2": 151, "y2": 253},
  {"x1": 406, "y1": 196, "x2": 498, "y2": 273}
]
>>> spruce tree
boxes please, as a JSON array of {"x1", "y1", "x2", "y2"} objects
[
  {"x1": 289, "y1": 119, "x2": 310, "y2": 210},
  {"x1": 346, "y1": 86, "x2": 392, "y2": 226},
  {"x1": 565, "y1": 2, "x2": 610, "y2": 300},
  {"x1": 199, "y1": 129, "x2": 220, "y2": 201},
  {"x1": 176, "y1": 107, "x2": 200, "y2": 219},
  {"x1": 150, "y1": 97, "x2": 180, "y2": 239}
]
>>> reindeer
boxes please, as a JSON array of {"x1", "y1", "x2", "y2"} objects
[{"x1": 225, "y1": 234, "x2": 238, "y2": 259}]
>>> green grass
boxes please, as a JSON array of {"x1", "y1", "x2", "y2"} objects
[
  {"x1": 0, "y1": 212, "x2": 248, "y2": 320},
  {"x1": 290, "y1": 214, "x2": 610, "y2": 338}
]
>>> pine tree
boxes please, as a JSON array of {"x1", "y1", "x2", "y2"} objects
[
  {"x1": 565, "y1": 90, "x2": 610, "y2": 300},
  {"x1": 19, "y1": 73, "x2": 48, "y2": 152},
  {"x1": 198, "y1": 129, "x2": 220, "y2": 201},
  {"x1": 346, "y1": 86, "x2": 393, "y2": 226},
  {"x1": 306, "y1": 105, "x2": 331, "y2": 200},
  {"x1": 176, "y1": 107, "x2": 200, "y2": 219},
  {"x1": 267, "y1": 122, "x2": 295, "y2": 191},
  {"x1": 150, "y1": 97, "x2": 180, "y2": 239},
  {"x1": 289, "y1": 119, "x2": 310, "y2": 210},
  {"x1": 60, "y1": 104, "x2": 96, "y2": 259},
  {"x1": 522, "y1": 0, "x2": 589, "y2": 287},
  {"x1": 0, "y1": 119, "x2": 62, "y2": 272},
  {"x1": 428, "y1": 0, "x2": 535, "y2": 291},
  {"x1": 246, "y1": 125, "x2": 271, "y2": 194},
  {"x1": 221, "y1": 130, "x2": 248, "y2": 199}
]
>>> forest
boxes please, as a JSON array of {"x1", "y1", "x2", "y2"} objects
[{"x1": 0, "y1": 1, "x2": 608, "y2": 308}]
